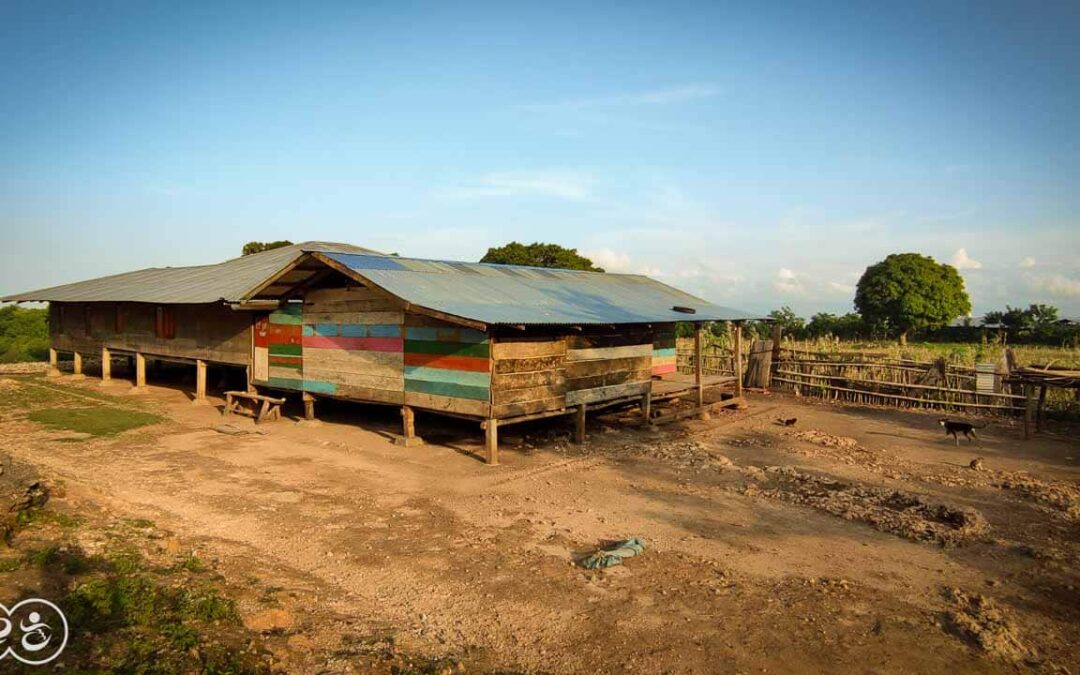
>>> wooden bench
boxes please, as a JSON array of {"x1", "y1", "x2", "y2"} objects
[{"x1": 223, "y1": 390, "x2": 286, "y2": 424}]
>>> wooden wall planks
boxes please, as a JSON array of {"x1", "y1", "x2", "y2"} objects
[{"x1": 50, "y1": 301, "x2": 252, "y2": 365}]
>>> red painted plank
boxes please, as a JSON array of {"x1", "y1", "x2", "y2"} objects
[
  {"x1": 303, "y1": 335, "x2": 403, "y2": 352},
  {"x1": 254, "y1": 317, "x2": 270, "y2": 348},
  {"x1": 404, "y1": 352, "x2": 490, "y2": 372}
]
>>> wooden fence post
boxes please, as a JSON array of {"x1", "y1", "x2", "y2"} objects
[
  {"x1": 694, "y1": 323, "x2": 704, "y2": 408},
  {"x1": 733, "y1": 322, "x2": 744, "y2": 399}
]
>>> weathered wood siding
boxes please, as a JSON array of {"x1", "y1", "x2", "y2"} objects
[
  {"x1": 299, "y1": 287, "x2": 404, "y2": 403},
  {"x1": 50, "y1": 301, "x2": 251, "y2": 365},
  {"x1": 254, "y1": 303, "x2": 304, "y2": 389},
  {"x1": 564, "y1": 332, "x2": 652, "y2": 406},
  {"x1": 491, "y1": 337, "x2": 568, "y2": 418},
  {"x1": 652, "y1": 331, "x2": 677, "y2": 376},
  {"x1": 403, "y1": 315, "x2": 490, "y2": 417}
]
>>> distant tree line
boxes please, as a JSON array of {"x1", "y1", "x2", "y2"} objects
[
  {"x1": 717, "y1": 303, "x2": 1077, "y2": 347},
  {"x1": 0, "y1": 305, "x2": 49, "y2": 363}
]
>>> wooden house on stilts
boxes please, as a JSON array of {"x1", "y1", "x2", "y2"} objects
[{"x1": 2, "y1": 242, "x2": 755, "y2": 463}]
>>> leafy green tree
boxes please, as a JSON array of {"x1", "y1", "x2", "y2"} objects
[
  {"x1": 983, "y1": 304, "x2": 1060, "y2": 341},
  {"x1": 242, "y1": 240, "x2": 293, "y2": 256},
  {"x1": 854, "y1": 253, "x2": 971, "y2": 344},
  {"x1": 0, "y1": 305, "x2": 50, "y2": 362},
  {"x1": 767, "y1": 306, "x2": 805, "y2": 338},
  {"x1": 807, "y1": 312, "x2": 864, "y2": 339},
  {"x1": 480, "y1": 242, "x2": 604, "y2": 271}
]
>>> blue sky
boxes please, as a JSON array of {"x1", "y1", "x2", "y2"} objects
[{"x1": 2, "y1": 1, "x2": 1078, "y2": 316}]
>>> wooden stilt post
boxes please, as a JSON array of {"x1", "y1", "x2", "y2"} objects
[
  {"x1": 484, "y1": 419, "x2": 499, "y2": 466},
  {"x1": 395, "y1": 405, "x2": 422, "y2": 446},
  {"x1": 48, "y1": 348, "x2": 60, "y2": 377},
  {"x1": 641, "y1": 389, "x2": 652, "y2": 424},
  {"x1": 574, "y1": 404, "x2": 587, "y2": 444},
  {"x1": 100, "y1": 346, "x2": 111, "y2": 384},
  {"x1": 193, "y1": 359, "x2": 208, "y2": 404},
  {"x1": 303, "y1": 393, "x2": 316, "y2": 421},
  {"x1": 134, "y1": 352, "x2": 146, "y2": 389},
  {"x1": 733, "y1": 321, "x2": 744, "y2": 400},
  {"x1": 72, "y1": 351, "x2": 84, "y2": 379}
]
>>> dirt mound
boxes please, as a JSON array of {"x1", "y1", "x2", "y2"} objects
[
  {"x1": 942, "y1": 588, "x2": 1031, "y2": 662},
  {"x1": 747, "y1": 466, "x2": 988, "y2": 546},
  {"x1": 0, "y1": 452, "x2": 49, "y2": 540},
  {"x1": 996, "y1": 477, "x2": 1080, "y2": 521},
  {"x1": 792, "y1": 430, "x2": 859, "y2": 449}
]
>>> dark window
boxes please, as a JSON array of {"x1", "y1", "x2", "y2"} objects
[
  {"x1": 114, "y1": 305, "x2": 125, "y2": 333},
  {"x1": 84, "y1": 305, "x2": 92, "y2": 336},
  {"x1": 57, "y1": 305, "x2": 65, "y2": 334},
  {"x1": 155, "y1": 306, "x2": 175, "y2": 339}
]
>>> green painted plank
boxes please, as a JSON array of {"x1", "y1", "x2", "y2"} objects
[
  {"x1": 405, "y1": 379, "x2": 489, "y2": 401},
  {"x1": 404, "y1": 339, "x2": 489, "y2": 358},
  {"x1": 269, "y1": 343, "x2": 303, "y2": 356}
]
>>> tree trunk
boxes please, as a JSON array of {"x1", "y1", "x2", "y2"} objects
[{"x1": 898, "y1": 330, "x2": 908, "y2": 346}]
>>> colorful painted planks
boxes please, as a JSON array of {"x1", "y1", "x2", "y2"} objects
[
  {"x1": 254, "y1": 304, "x2": 305, "y2": 390},
  {"x1": 403, "y1": 325, "x2": 490, "y2": 402},
  {"x1": 652, "y1": 346, "x2": 677, "y2": 375}
]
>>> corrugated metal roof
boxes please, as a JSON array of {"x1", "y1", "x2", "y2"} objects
[
  {"x1": 318, "y1": 252, "x2": 756, "y2": 325},
  {"x1": 0, "y1": 242, "x2": 382, "y2": 303}
]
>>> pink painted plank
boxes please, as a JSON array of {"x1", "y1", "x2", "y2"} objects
[{"x1": 303, "y1": 335, "x2": 403, "y2": 352}]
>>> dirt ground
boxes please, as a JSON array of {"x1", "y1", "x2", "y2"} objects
[{"x1": 1, "y1": 374, "x2": 1078, "y2": 673}]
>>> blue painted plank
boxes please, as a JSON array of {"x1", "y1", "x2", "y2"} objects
[
  {"x1": 404, "y1": 366, "x2": 490, "y2": 388},
  {"x1": 267, "y1": 376, "x2": 304, "y2": 391},
  {"x1": 303, "y1": 380, "x2": 338, "y2": 394}
]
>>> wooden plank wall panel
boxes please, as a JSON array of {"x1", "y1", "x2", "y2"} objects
[
  {"x1": 254, "y1": 304, "x2": 305, "y2": 390},
  {"x1": 652, "y1": 331, "x2": 677, "y2": 376},
  {"x1": 564, "y1": 331, "x2": 655, "y2": 406},
  {"x1": 52, "y1": 301, "x2": 252, "y2": 365},
  {"x1": 300, "y1": 287, "x2": 405, "y2": 398},
  {"x1": 490, "y1": 336, "x2": 567, "y2": 418},
  {"x1": 403, "y1": 318, "x2": 491, "y2": 412}
]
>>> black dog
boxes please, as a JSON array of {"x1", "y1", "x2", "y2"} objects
[{"x1": 939, "y1": 418, "x2": 985, "y2": 446}]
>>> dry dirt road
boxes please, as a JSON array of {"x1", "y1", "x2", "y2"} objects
[{"x1": 2, "y1": 375, "x2": 1078, "y2": 673}]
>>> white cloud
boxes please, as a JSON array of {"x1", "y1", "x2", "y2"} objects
[
  {"x1": 827, "y1": 281, "x2": 855, "y2": 295},
  {"x1": 1027, "y1": 274, "x2": 1080, "y2": 298},
  {"x1": 774, "y1": 268, "x2": 804, "y2": 294},
  {"x1": 521, "y1": 83, "x2": 721, "y2": 112},
  {"x1": 950, "y1": 248, "x2": 982, "y2": 270},
  {"x1": 440, "y1": 171, "x2": 593, "y2": 201},
  {"x1": 1019, "y1": 257, "x2": 1037, "y2": 268},
  {"x1": 584, "y1": 248, "x2": 634, "y2": 273}
]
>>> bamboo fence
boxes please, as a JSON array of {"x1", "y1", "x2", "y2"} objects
[{"x1": 675, "y1": 340, "x2": 1034, "y2": 415}]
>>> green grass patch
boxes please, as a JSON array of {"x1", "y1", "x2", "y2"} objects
[
  {"x1": 0, "y1": 557, "x2": 22, "y2": 573},
  {"x1": 36, "y1": 545, "x2": 272, "y2": 673},
  {"x1": 16, "y1": 507, "x2": 83, "y2": 528},
  {"x1": 28, "y1": 406, "x2": 162, "y2": 437}
]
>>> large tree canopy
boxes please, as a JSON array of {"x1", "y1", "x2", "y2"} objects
[
  {"x1": 854, "y1": 253, "x2": 971, "y2": 343},
  {"x1": 480, "y1": 242, "x2": 604, "y2": 272},
  {"x1": 242, "y1": 240, "x2": 293, "y2": 256}
]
